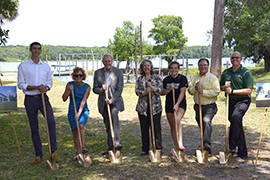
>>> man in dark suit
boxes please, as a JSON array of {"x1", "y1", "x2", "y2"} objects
[{"x1": 93, "y1": 54, "x2": 125, "y2": 155}]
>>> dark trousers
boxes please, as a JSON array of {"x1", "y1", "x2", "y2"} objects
[
  {"x1": 229, "y1": 98, "x2": 251, "y2": 157},
  {"x1": 138, "y1": 108, "x2": 162, "y2": 152},
  {"x1": 24, "y1": 94, "x2": 57, "y2": 157},
  {"x1": 194, "y1": 103, "x2": 217, "y2": 146},
  {"x1": 102, "y1": 104, "x2": 121, "y2": 150}
]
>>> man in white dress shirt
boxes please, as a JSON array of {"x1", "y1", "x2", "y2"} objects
[{"x1": 18, "y1": 42, "x2": 60, "y2": 165}]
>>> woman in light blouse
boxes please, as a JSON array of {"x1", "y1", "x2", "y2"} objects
[{"x1": 135, "y1": 59, "x2": 163, "y2": 156}]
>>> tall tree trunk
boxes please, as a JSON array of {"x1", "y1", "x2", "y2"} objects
[
  {"x1": 210, "y1": 0, "x2": 225, "y2": 79},
  {"x1": 135, "y1": 29, "x2": 138, "y2": 80},
  {"x1": 264, "y1": 47, "x2": 270, "y2": 72}
]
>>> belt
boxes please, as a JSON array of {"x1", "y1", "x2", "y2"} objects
[
  {"x1": 195, "y1": 102, "x2": 216, "y2": 106},
  {"x1": 230, "y1": 97, "x2": 249, "y2": 101},
  {"x1": 25, "y1": 94, "x2": 44, "y2": 98}
]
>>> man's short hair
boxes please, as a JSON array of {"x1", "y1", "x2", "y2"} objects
[
  {"x1": 198, "y1": 58, "x2": 209, "y2": 66},
  {"x1": 30, "y1": 42, "x2": 42, "y2": 49},
  {"x1": 102, "y1": 54, "x2": 113, "y2": 61}
]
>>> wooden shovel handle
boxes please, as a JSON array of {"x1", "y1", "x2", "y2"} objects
[
  {"x1": 71, "y1": 90, "x2": 83, "y2": 153},
  {"x1": 199, "y1": 94, "x2": 204, "y2": 152},
  {"x1": 41, "y1": 93, "x2": 52, "y2": 158},
  {"x1": 105, "y1": 90, "x2": 116, "y2": 150},
  {"x1": 148, "y1": 92, "x2": 156, "y2": 152},
  {"x1": 225, "y1": 93, "x2": 229, "y2": 153},
  {"x1": 255, "y1": 109, "x2": 268, "y2": 168},
  {"x1": 172, "y1": 88, "x2": 179, "y2": 148}
]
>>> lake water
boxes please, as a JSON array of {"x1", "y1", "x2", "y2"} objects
[
  {"x1": 0, "y1": 57, "x2": 255, "y2": 71},
  {"x1": 0, "y1": 58, "x2": 255, "y2": 83}
]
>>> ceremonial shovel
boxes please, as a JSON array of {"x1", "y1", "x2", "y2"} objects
[
  {"x1": 219, "y1": 93, "x2": 233, "y2": 165},
  {"x1": 71, "y1": 90, "x2": 92, "y2": 168},
  {"x1": 105, "y1": 90, "x2": 122, "y2": 163},
  {"x1": 148, "y1": 92, "x2": 162, "y2": 163},
  {"x1": 255, "y1": 109, "x2": 268, "y2": 169},
  {"x1": 196, "y1": 94, "x2": 209, "y2": 164},
  {"x1": 41, "y1": 93, "x2": 59, "y2": 171},
  {"x1": 171, "y1": 88, "x2": 185, "y2": 162}
]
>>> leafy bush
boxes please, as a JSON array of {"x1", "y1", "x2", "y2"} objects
[{"x1": 255, "y1": 60, "x2": 264, "y2": 67}]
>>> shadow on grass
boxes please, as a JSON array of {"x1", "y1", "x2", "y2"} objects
[{"x1": 1, "y1": 111, "x2": 270, "y2": 179}]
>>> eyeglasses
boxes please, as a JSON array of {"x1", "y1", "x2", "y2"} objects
[
  {"x1": 231, "y1": 57, "x2": 240, "y2": 59},
  {"x1": 74, "y1": 74, "x2": 83, "y2": 77}
]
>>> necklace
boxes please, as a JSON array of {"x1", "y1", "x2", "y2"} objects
[{"x1": 75, "y1": 83, "x2": 83, "y2": 92}]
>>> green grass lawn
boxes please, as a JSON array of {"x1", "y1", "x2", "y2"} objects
[{"x1": 0, "y1": 67, "x2": 270, "y2": 179}]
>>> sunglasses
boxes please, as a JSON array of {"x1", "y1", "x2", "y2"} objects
[
  {"x1": 231, "y1": 57, "x2": 240, "y2": 59},
  {"x1": 74, "y1": 74, "x2": 83, "y2": 77}
]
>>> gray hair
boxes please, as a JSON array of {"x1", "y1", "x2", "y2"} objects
[
  {"x1": 139, "y1": 59, "x2": 154, "y2": 75},
  {"x1": 102, "y1": 54, "x2": 113, "y2": 61}
]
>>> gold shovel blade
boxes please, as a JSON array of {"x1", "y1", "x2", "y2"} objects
[
  {"x1": 219, "y1": 151, "x2": 233, "y2": 165},
  {"x1": 149, "y1": 150, "x2": 161, "y2": 163},
  {"x1": 171, "y1": 148, "x2": 185, "y2": 163},
  {"x1": 77, "y1": 153, "x2": 92, "y2": 168},
  {"x1": 202, "y1": 150, "x2": 209, "y2": 163},
  {"x1": 226, "y1": 153, "x2": 234, "y2": 165},
  {"x1": 196, "y1": 149, "x2": 203, "y2": 163},
  {"x1": 196, "y1": 150, "x2": 208, "y2": 164},
  {"x1": 77, "y1": 153, "x2": 86, "y2": 167},
  {"x1": 45, "y1": 160, "x2": 59, "y2": 171},
  {"x1": 108, "y1": 150, "x2": 122, "y2": 163},
  {"x1": 83, "y1": 153, "x2": 92, "y2": 167},
  {"x1": 219, "y1": 151, "x2": 226, "y2": 164}
]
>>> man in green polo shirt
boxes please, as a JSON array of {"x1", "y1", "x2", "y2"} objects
[{"x1": 220, "y1": 51, "x2": 253, "y2": 159}]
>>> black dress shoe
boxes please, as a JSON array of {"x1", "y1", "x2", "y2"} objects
[
  {"x1": 204, "y1": 144, "x2": 211, "y2": 154},
  {"x1": 233, "y1": 153, "x2": 248, "y2": 159},
  {"x1": 229, "y1": 149, "x2": 236, "y2": 154},
  {"x1": 101, "y1": 150, "x2": 109, "y2": 155},
  {"x1": 241, "y1": 156, "x2": 248, "y2": 160},
  {"x1": 115, "y1": 145, "x2": 123, "y2": 150},
  {"x1": 233, "y1": 153, "x2": 240, "y2": 158},
  {"x1": 141, "y1": 151, "x2": 148, "y2": 156}
]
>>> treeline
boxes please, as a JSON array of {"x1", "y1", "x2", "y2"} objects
[
  {"x1": 0, "y1": 45, "x2": 233, "y2": 62},
  {"x1": 0, "y1": 45, "x2": 109, "y2": 62},
  {"x1": 182, "y1": 46, "x2": 233, "y2": 59}
]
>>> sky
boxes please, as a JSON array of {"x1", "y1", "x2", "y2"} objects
[
  {"x1": 2, "y1": 0, "x2": 215, "y2": 47},
  {"x1": 0, "y1": 86, "x2": 16, "y2": 96}
]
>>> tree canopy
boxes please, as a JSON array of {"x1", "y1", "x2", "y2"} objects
[
  {"x1": 148, "y1": 15, "x2": 188, "y2": 62},
  {"x1": 0, "y1": 0, "x2": 19, "y2": 45},
  {"x1": 224, "y1": 0, "x2": 270, "y2": 72},
  {"x1": 108, "y1": 21, "x2": 153, "y2": 62}
]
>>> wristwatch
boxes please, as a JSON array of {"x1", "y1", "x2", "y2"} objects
[{"x1": 231, "y1": 89, "x2": 234, "y2": 94}]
